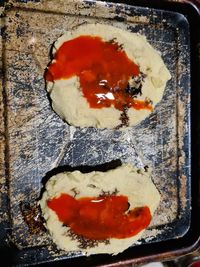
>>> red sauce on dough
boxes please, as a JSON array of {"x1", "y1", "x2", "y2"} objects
[
  {"x1": 45, "y1": 36, "x2": 152, "y2": 111},
  {"x1": 47, "y1": 193, "x2": 152, "y2": 240}
]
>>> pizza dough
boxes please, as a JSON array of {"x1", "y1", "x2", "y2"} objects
[
  {"x1": 39, "y1": 164, "x2": 160, "y2": 255},
  {"x1": 46, "y1": 23, "x2": 171, "y2": 129}
]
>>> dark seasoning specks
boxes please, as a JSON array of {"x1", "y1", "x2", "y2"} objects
[{"x1": 0, "y1": 0, "x2": 191, "y2": 265}]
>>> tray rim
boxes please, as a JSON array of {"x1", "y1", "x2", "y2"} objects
[{"x1": 0, "y1": 0, "x2": 199, "y2": 266}]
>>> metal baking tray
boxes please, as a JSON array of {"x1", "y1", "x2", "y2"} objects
[{"x1": 0, "y1": 0, "x2": 199, "y2": 266}]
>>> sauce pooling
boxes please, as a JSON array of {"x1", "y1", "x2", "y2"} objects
[
  {"x1": 47, "y1": 193, "x2": 151, "y2": 240},
  {"x1": 45, "y1": 36, "x2": 152, "y2": 111}
]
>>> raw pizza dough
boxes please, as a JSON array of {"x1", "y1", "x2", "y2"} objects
[
  {"x1": 46, "y1": 23, "x2": 171, "y2": 129},
  {"x1": 40, "y1": 164, "x2": 160, "y2": 255}
]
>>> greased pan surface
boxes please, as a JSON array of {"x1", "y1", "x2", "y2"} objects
[{"x1": 0, "y1": 0, "x2": 192, "y2": 265}]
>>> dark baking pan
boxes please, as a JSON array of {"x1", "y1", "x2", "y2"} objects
[{"x1": 0, "y1": 0, "x2": 199, "y2": 266}]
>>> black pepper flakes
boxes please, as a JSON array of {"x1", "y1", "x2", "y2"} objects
[
  {"x1": 107, "y1": 38, "x2": 124, "y2": 51},
  {"x1": 70, "y1": 187, "x2": 80, "y2": 198},
  {"x1": 125, "y1": 82, "x2": 142, "y2": 97},
  {"x1": 87, "y1": 184, "x2": 97, "y2": 189},
  {"x1": 98, "y1": 188, "x2": 119, "y2": 197},
  {"x1": 144, "y1": 165, "x2": 149, "y2": 172},
  {"x1": 66, "y1": 229, "x2": 110, "y2": 249},
  {"x1": 145, "y1": 97, "x2": 153, "y2": 105},
  {"x1": 126, "y1": 72, "x2": 147, "y2": 98},
  {"x1": 115, "y1": 105, "x2": 129, "y2": 129}
]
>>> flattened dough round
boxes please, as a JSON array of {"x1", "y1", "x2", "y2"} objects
[
  {"x1": 46, "y1": 23, "x2": 171, "y2": 129},
  {"x1": 40, "y1": 164, "x2": 160, "y2": 255}
]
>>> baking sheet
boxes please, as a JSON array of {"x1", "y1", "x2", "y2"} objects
[{"x1": 0, "y1": 0, "x2": 191, "y2": 265}]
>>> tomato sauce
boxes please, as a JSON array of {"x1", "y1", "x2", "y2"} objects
[
  {"x1": 45, "y1": 35, "x2": 152, "y2": 111},
  {"x1": 47, "y1": 193, "x2": 151, "y2": 240}
]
